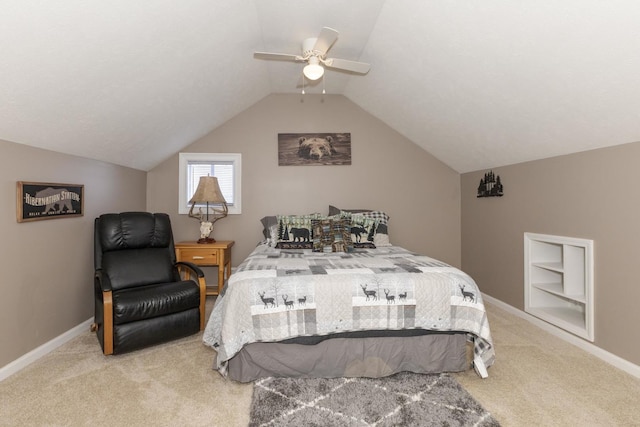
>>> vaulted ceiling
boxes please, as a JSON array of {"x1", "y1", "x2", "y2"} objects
[{"x1": 2, "y1": 1, "x2": 640, "y2": 173}]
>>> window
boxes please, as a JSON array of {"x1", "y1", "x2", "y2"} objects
[{"x1": 178, "y1": 153, "x2": 242, "y2": 215}]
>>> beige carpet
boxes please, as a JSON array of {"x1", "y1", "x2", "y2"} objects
[
  {"x1": 452, "y1": 304, "x2": 640, "y2": 426},
  {"x1": 1, "y1": 301, "x2": 639, "y2": 426}
]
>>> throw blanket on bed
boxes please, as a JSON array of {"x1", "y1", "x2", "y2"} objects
[{"x1": 203, "y1": 244, "x2": 495, "y2": 377}]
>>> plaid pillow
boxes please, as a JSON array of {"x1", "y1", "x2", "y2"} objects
[
  {"x1": 312, "y1": 218, "x2": 353, "y2": 252},
  {"x1": 354, "y1": 210, "x2": 389, "y2": 225}
]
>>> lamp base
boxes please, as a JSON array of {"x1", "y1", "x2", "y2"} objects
[{"x1": 197, "y1": 237, "x2": 217, "y2": 244}]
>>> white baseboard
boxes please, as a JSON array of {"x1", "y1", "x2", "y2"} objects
[
  {"x1": 0, "y1": 318, "x2": 93, "y2": 382},
  {"x1": 482, "y1": 293, "x2": 640, "y2": 379}
]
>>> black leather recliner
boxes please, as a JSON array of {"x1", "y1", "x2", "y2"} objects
[{"x1": 93, "y1": 212, "x2": 206, "y2": 355}]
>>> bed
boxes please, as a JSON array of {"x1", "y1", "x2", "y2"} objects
[{"x1": 202, "y1": 210, "x2": 495, "y2": 382}]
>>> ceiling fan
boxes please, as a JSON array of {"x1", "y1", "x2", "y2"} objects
[{"x1": 254, "y1": 27, "x2": 371, "y2": 81}]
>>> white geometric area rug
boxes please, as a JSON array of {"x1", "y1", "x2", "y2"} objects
[{"x1": 249, "y1": 372, "x2": 500, "y2": 426}]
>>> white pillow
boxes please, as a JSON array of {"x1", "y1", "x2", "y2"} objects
[{"x1": 374, "y1": 233, "x2": 391, "y2": 247}]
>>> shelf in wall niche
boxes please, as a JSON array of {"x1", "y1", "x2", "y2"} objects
[
  {"x1": 531, "y1": 282, "x2": 586, "y2": 304},
  {"x1": 524, "y1": 233, "x2": 594, "y2": 342},
  {"x1": 532, "y1": 261, "x2": 563, "y2": 273},
  {"x1": 527, "y1": 306, "x2": 587, "y2": 333}
]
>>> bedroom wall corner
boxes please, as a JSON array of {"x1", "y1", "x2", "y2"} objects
[
  {"x1": 0, "y1": 139, "x2": 147, "y2": 370},
  {"x1": 460, "y1": 141, "x2": 640, "y2": 367}
]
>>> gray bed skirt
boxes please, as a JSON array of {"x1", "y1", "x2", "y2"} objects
[{"x1": 223, "y1": 333, "x2": 471, "y2": 383}]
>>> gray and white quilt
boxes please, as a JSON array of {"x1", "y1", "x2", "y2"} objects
[{"x1": 203, "y1": 244, "x2": 495, "y2": 377}]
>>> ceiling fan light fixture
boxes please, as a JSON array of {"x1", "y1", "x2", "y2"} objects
[
  {"x1": 255, "y1": 27, "x2": 370, "y2": 87},
  {"x1": 303, "y1": 57, "x2": 324, "y2": 80}
]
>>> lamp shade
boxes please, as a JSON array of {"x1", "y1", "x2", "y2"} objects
[
  {"x1": 303, "y1": 56, "x2": 324, "y2": 81},
  {"x1": 189, "y1": 176, "x2": 226, "y2": 205},
  {"x1": 188, "y1": 176, "x2": 228, "y2": 244}
]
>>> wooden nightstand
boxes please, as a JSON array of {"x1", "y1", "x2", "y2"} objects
[{"x1": 175, "y1": 241, "x2": 234, "y2": 296}]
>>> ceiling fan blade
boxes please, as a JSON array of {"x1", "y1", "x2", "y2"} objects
[
  {"x1": 313, "y1": 27, "x2": 339, "y2": 55},
  {"x1": 324, "y1": 58, "x2": 371, "y2": 74},
  {"x1": 254, "y1": 52, "x2": 302, "y2": 62}
]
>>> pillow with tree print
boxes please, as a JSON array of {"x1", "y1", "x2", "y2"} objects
[{"x1": 275, "y1": 214, "x2": 320, "y2": 249}]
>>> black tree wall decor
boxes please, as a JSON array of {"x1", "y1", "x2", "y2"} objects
[{"x1": 477, "y1": 170, "x2": 504, "y2": 197}]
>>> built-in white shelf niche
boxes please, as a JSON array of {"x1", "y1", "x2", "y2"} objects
[{"x1": 524, "y1": 233, "x2": 594, "y2": 341}]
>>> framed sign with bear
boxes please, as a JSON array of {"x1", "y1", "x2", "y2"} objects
[
  {"x1": 16, "y1": 181, "x2": 84, "y2": 222},
  {"x1": 278, "y1": 133, "x2": 352, "y2": 166}
]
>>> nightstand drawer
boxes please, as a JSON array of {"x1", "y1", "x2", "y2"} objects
[
  {"x1": 175, "y1": 241, "x2": 234, "y2": 297},
  {"x1": 179, "y1": 249, "x2": 218, "y2": 265}
]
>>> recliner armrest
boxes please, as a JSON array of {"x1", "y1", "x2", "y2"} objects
[
  {"x1": 175, "y1": 261, "x2": 205, "y2": 278},
  {"x1": 95, "y1": 269, "x2": 113, "y2": 292},
  {"x1": 175, "y1": 261, "x2": 207, "y2": 331}
]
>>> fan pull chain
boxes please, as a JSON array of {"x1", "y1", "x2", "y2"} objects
[
  {"x1": 322, "y1": 75, "x2": 326, "y2": 94},
  {"x1": 302, "y1": 71, "x2": 306, "y2": 95}
]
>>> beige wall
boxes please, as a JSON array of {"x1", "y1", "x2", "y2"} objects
[
  {"x1": 461, "y1": 141, "x2": 640, "y2": 366},
  {"x1": 0, "y1": 140, "x2": 146, "y2": 368},
  {"x1": 5, "y1": 92, "x2": 640, "y2": 373},
  {"x1": 147, "y1": 94, "x2": 461, "y2": 269}
]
